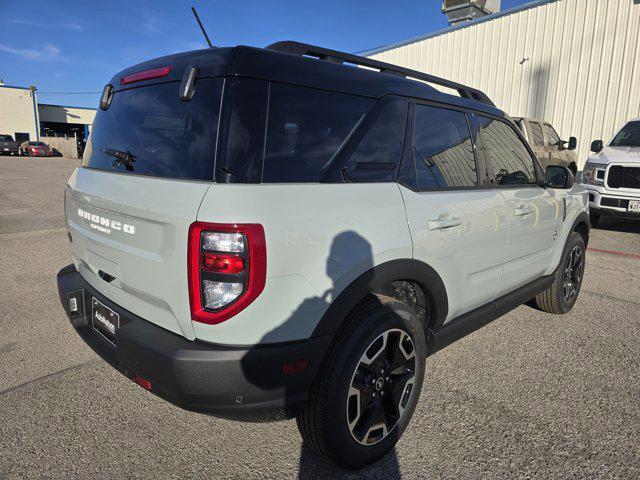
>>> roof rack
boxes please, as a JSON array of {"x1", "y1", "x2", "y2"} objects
[{"x1": 266, "y1": 41, "x2": 494, "y2": 107}]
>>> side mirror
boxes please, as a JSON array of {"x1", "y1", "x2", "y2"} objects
[
  {"x1": 590, "y1": 139, "x2": 603, "y2": 153},
  {"x1": 567, "y1": 136, "x2": 577, "y2": 150},
  {"x1": 545, "y1": 165, "x2": 574, "y2": 189}
]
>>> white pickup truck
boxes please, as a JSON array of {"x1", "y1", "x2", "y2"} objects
[{"x1": 582, "y1": 118, "x2": 640, "y2": 227}]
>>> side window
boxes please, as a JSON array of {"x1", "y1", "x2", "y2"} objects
[
  {"x1": 543, "y1": 123, "x2": 561, "y2": 145},
  {"x1": 339, "y1": 98, "x2": 407, "y2": 182},
  {"x1": 216, "y1": 78, "x2": 268, "y2": 183},
  {"x1": 529, "y1": 122, "x2": 546, "y2": 147},
  {"x1": 400, "y1": 104, "x2": 477, "y2": 190},
  {"x1": 262, "y1": 83, "x2": 373, "y2": 183},
  {"x1": 478, "y1": 117, "x2": 537, "y2": 186}
]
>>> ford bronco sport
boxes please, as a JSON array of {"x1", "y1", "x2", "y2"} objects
[
  {"x1": 583, "y1": 119, "x2": 640, "y2": 227},
  {"x1": 57, "y1": 42, "x2": 590, "y2": 469}
]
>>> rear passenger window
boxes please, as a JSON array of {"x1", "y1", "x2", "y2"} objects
[
  {"x1": 262, "y1": 84, "x2": 373, "y2": 182},
  {"x1": 479, "y1": 117, "x2": 537, "y2": 186},
  {"x1": 529, "y1": 122, "x2": 545, "y2": 147},
  {"x1": 400, "y1": 104, "x2": 477, "y2": 190}
]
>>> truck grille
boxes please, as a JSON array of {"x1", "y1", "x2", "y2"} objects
[{"x1": 607, "y1": 166, "x2": 640, "y2": 189}]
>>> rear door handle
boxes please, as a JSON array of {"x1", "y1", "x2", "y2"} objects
[
  {"x1": 514, "y1": 204, "x2": 534, "y2": 216},
  {"x1": 428, "y1": 216, "x2": 462, "y2": 231}
]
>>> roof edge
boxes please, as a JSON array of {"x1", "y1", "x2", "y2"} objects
[
  {"x1": 38, "y1": 103, "x2": 98, "y2": 111},
  {"x1": 360, "y1": 0, "x2": 558, "y2": 57}
]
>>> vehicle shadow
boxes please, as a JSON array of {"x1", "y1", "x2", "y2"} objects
[
  {"x1": 592, "y1": 216, "x2": 640, "y2": 234},
  {"x1": 241, "y1": 231, "x2": 402, "y2": 479}
]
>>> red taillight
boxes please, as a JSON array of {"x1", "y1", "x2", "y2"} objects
[
  {"x1": 202, "y1": 253, "x2": 244, "y2": 274},
  {"x1": 120, "y1": 66, "x2": 172, "y2": 85},
  {"x1": 188, "y1": 222, "x2": 266, "y2": 325}
]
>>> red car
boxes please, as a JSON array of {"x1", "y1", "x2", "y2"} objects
[{"x1": 20, "y1": 141, "x2": 54, "y2": 157}]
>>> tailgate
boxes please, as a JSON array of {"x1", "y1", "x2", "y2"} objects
[{"x1": 65, "y1": 167, "x2": 210, "y2": 340}]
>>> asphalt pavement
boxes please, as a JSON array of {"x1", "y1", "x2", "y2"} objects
[{"x1": 1, "y1": 156, "x2": 639, "y2": 479}]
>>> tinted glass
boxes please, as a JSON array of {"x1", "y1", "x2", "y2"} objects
[
  {"x1": 529, "y1": 122, "x2": 545, "y2": 146},
  {"x1": 610, "y1": 121, "x2": 640, "y2": 147},
  {"x1": 83, "y1": 79, "x2": 222, "y2": 180},
  {"x1": 30, "y1": 142, "x2": 46, "y2": 146},
  {"x1": 479, "y1": 117, "x2": 537, "y2": 185},
  {"x1": 338, "y1": 98, "x2": 407, "y2": 182},
  {"x1": 216, "y1": 78, "x2": 268, "y2": 183},
  {"x1": 262, "y1": 83, "x2": 373, "y2": 182},
  {"x1": 402, "y1": 105, "x2": 477, "y2": 190},
  {"x1": 0, "y1": 135, "x2": 13, "y2": 141},
  {"x1": 543, "y1": 123, "x2": 560, "y2": 145}
]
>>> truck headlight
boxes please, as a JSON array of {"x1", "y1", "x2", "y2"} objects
[{"x1": 582, "y1": 162, "x2": 605, "y2": 185}]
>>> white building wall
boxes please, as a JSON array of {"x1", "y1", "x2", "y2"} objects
[
  {"x1": 369, "y1": 0, "x2": 640, "y2": 167},
  {"x1": 38, "y1": 104, "x2": 96, "y2": 126},
  {"x1": 0, "y1": 86, "x2": 39, "y2": 141}
]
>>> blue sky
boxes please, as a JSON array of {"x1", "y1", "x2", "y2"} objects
[{"x1": 0, "y1": 0, "x2": 531, "y2": 108}]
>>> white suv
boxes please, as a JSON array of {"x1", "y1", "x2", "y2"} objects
[
  {"x1": 57, "y1": 41, "x2": 590, "y2": 469},
  {"x1": 582, "y1": 119, "x2": 640, "y2": 227}
]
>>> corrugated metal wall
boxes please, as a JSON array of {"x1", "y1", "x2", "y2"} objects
[{"x1": 369, "y1": 0, "x2": 640, "y2": 167}]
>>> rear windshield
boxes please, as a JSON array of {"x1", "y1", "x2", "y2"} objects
[
  {"x1": 0, "y1": 135, "x2": 14, "y2": 142},
  {"x1": 29, "y1": 142, "x2": 46, "y2": 146},
  {"x1": 83, "y1": 79, "x2": 222, "y2": 180}
]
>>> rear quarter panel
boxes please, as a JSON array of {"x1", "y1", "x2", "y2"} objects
[{"x1": 195, "y1": 183, "x2": 412, "y2": 345}]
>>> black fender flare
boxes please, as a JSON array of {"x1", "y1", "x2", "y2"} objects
[
  {"x1": 570, "y1": 211, "x2": 590, "y2": 244},
  {"x1": 311, "y1": 258, "x2": 449, "y2": 338}
]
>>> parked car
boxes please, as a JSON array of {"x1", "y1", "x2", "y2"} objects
[
  {"x1": 582, "y1": 118, "x2": 640, "y2": 227},
  {"x1": 0, "y1": 134, "x2": 19, "y2": 155},
  {"x1": 57, "y1": 42, "x2": 590, "y2": 469},
  {"x1": 20, "y1": 141, "x2": 54, "y2": 157},
  {"x1": 513, "y1": 117, "x2": 578, "y2": 175}
]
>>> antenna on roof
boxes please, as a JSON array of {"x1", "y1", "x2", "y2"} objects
[{"x1": 191, "y1": 6, "x2": 214, "y2": 48}]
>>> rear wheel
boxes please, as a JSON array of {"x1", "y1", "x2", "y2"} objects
[
  {"x1": 532, "y1": 231, "x2": 586, "y2": 314},
  {"x1": 297, "y1": 295, "x2": 426, "y2": 469}
]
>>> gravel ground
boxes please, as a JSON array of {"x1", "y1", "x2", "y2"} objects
[{"x1": 1, "y1": 157, "x2": 639, "y2": 479}]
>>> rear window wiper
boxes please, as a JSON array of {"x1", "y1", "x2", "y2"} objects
[{"x1": 102, "y1": 148, "x2": 137, "y2": 171}]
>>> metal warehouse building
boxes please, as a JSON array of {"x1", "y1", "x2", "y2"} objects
[
  {"x1": 366, "y1": 0, "x2": 640, "y2": 167},
  {"x1": 0, "y1": 82, "x2": 96, "y2": 157}
]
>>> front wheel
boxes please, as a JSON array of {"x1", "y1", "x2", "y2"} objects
[
  {"x1": 297, "y1": 295, "x2": 426, "y2": 469},
  {"x1": 532, "y1": 231, "x2": 586, "y2": 314}
]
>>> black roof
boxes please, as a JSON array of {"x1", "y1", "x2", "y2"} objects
[{"x1": 108, "y1": 43, "x2": 504, "y2": 118}]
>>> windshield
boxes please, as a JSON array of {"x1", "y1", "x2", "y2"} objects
[
  {"x1": 610, "y1": 121, "x2": 640, "y2": 147},
  {"x1": 0, "y1": 135, "x2": 14, "y2": 142},
  {"x1": 83, "y1": 79, "x2": 222, "y2": 180},
  {"x1": 29, "y1": 142, "x2": 46, "y2": 146}
]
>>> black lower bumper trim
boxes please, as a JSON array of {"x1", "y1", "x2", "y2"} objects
[{"x1": 57, "y1": 265, "x2": 331, "y2": 420}]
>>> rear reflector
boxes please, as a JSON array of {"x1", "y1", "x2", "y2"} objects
[
  {"x1": 134, "y1": 374, "x2": 152, "y2": 391},
  {"x1": 282, "y1": 358, "x2": 310, "y2": 375},
  {"x1": 120, "y1": 66, "x2": 172, "y2": 85}
]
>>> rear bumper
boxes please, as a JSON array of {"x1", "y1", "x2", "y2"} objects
[{"x1": 56, "y1": 264, "x2": 331, "y2": 420}]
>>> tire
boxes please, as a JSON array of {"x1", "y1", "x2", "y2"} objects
[
  {"x1": 532, "y1": 231, "x2": 586, "y2": 314},
  {"x1": 589, "y1": 212, "x2": 600, "y2": 228},
  {"x1": 296, "y1": 294, "x2": 426, "y2": 469}
]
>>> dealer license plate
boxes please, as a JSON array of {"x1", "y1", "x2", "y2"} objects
[{"x1": 92, "y1": 297, "x2": 119, "y2": 344}]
